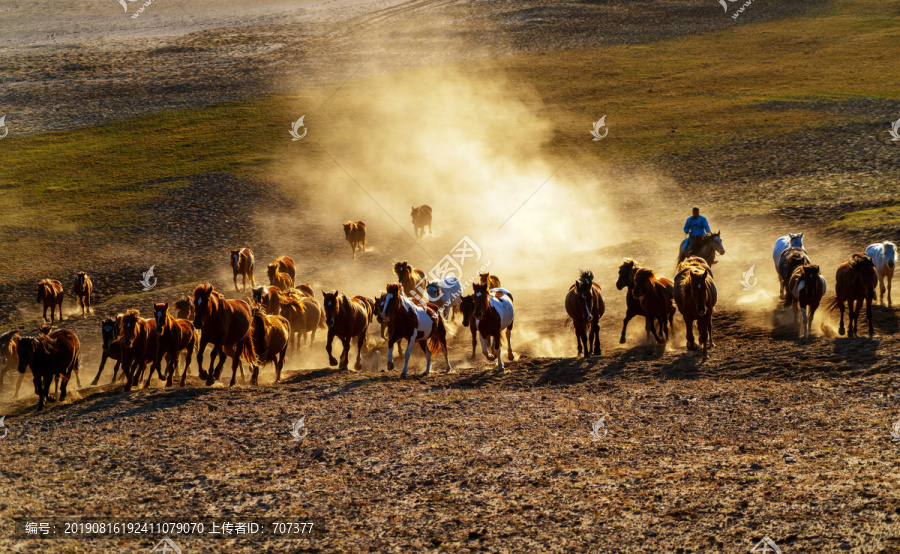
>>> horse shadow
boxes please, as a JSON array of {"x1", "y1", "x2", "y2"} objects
[
  {"x1": 830, "y1": 336, "x2": 879, "y2": 367},
  {"x1": 871, "y1": 304, "x2": 899, "y2": 335}
]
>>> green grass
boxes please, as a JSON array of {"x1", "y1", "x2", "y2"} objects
[{"x1": 828, "y1": 205, "x2": 900, "y2": 232}]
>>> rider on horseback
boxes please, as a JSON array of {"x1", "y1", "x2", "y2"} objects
[{"x1": 682, "y1": 207, "x2": 711, "y2": 258}]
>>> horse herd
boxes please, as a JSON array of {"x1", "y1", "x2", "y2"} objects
[{"x1": 0, "y1": 230, "x2": 895, "y2": 412}]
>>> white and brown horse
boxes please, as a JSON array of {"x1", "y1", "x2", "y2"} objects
[
  {"x1": 472, "y1": 283, "x2": 515, "y2": 372},
  {"x1": 230, "y1": 248, "x2": 256, "y2": 292},
  {"x1": 564, "y1": 270, "x2": 605, "y2": 357},
  {"x1": 866, "y1": 241, "x2": 895, "y2": 306},
  {"x1": 784, "y1": 263, "x2": 826, "y2": 338},
  {"x1": 380, "y1": 283, "x2": 451, "y2": 378}
]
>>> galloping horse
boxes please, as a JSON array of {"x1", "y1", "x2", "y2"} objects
[
  {"x1": 784, "y1": 264, "x2": 826, "y2": 338},
  {"x1": 36, "y1": 279, "x2": 65, "y2": 323},
  {"x1": 250, "y1": 308, "x2": 290, "y2": 384},
  {"x1": 380, "y1": 283, "x2": 451, "y2": 377},
  {"x1": 343, "y1": 221, "x2": 367, "y2": 260},
  {"x1": 252, "y1": 285, "x2": 282, "y2": 314},
  {"x1": 0, "y1": 329, "x2": 27, "y2": 398},
  {"x1": 565, "y1": 270, "x2": 605, "y2": 357},
  {"x1": 321, "y1": 290, "x2": 371, "y2": 371},
  {"x1": 674, "y1": 257, "x2": 717, "y2": 359},
  {"x1": 90, "y1": 316, "x2": 125, "y2": 386},
  {"x1": 632, "y1": 268, "x2": 676, "y2": 344},
  {"x1": 777, "y1": 247, "x2": 811, "y2": 300},
  {"x1": 193, "y1": 283, "x2": 256, "y2": 386},
  {"x1": 411, "y1": 205, "x2": 433, "y2": 238},
  {"x1": 426, "y1": 276, "x2": 462, "y2": 320},
  {"x1": 866, "y1": 241, "x2": 896, "y2": 306},
  {"x1": 830, "y1": 253, "x2": 877, "y2": 337},
  {"x1": 458, "y1": 295, "x2": 479, "y2": 358},
  {"x1": 278, "y1": 296, "x2": 325, "y2": 351},
  {"x1": 119, "y1": 309, "x2": 159, "y2": 390},
  {"x1": 153, "y1": 302, "x2": 197, "y2": 387},
  {"x1": 374, "y1": 291, "x2": 405, "y2": 358},
  {"x1": 479, "y1": 272, "x2": 501, "y2": 289},
  {"x1": 72, "y1": 272, "x2": 93, "y2": 317},
  {"x1": 272, "y1": 256, "x2": 296, "y2": 284},
  {"x1": 267, "y1": 262, "x2": 293, "y2": 291},
  {"x1": 773, "y1": 233, "x2": 805, "y2": 297},
  {"x1": 230, "y1": 248, "x2": 256, "y2": 292},
  {"x1": 676, "y1": 231, "x2": 725, "y2": 267},
  {"x1": 615, "y1": 259, "x2": 655, "y2": 344},
  {"x1": 174, "y1": 296, "x2": 195, "y2": 320},
  {"x1": 393, "y1": 261, "x2": 426, "y2": 298},
  {"x1": 17, "y1": 329, "x2": 81, "y2": 411},
  {"x1": 472, "y1": 283, "x2": 515, "y2": 371}
]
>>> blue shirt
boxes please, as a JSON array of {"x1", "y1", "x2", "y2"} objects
[{"x1": 684, "y1": 215, "x2": 710, "y2": 236}]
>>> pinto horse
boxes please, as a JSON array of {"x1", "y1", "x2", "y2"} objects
[
  {"x1": 119, "y1": 309, "x2": 160, "y2": 390},
  {"x1": 615, "y1": 259, "x2": 657, "y2": 344},
  {"x1": 230, "y1": 248, "x2": 256, "y2": 292},
  {"x1": 250, "y1": 308, "x2": 290, "y2": 384},
  {"x1": 153, "y1": 302, "x2": 197, "y2": 387},
  {"x1": 36, "y1": 279, "x2": 64, "y2": 323},
  {"x1": 380, "y1": 283, "x2": 451, "y2": 377},
  {"x1": 472, "y1": 284, "x2": 515, "y2": 371},
  {"x1": 267, "y1": 262, "x2": 293, "y2": 291},
  {"x1": 426, "y1": 277, "x2": 462, "y2": 320},
  {"x1": 72, "y1": 272, "x2": 93, "y2": 317},
  {"x1": 866, "y1": 241, "x2": 896, "y2": 306},
  {"x1": 374, "y1": 291, "x2": 406, "y2": 358},
  {"x1": 479, "y1": 272, "x2": 501, "y2": 289},
  {"x1": 830, "y1": 253, "x2": 878, "y2": 337},
  {"x1": 411, "y1": 205, "x2": 432, "y2": 238},
  {"x1": 565, "y1": 270, "x2": 605, "y2": 357},
  {"x1": 393, "y1": 261, "x2": 426, "y2": 298},
  {"x1": 344, "y1": 221, "x2": 367, "y2": 260},
  {"x1": 777, "y1": 247, "x2": 811, "y2": 300},
  {"x1": 458, "y1": 295, "x2": 479, "y2": 358},
  {"x1": 321, "y1": 290, "x2": 371, "y2": 370},
  {"x1": 90, "y1": 315, "x2": 125, "y2": 386},
  {"x1": 773, "y1": 234, "x2": 805, "y2": 297},
  {"x1": 674, "y1": 258, "x2": 717, "y2": 359},
  {"x1": 632, "y1": 268, "x2": 676, "y2": 344},
  {"x1": 677, "y1": 231, "x2": 725, "y2": 267},
  {"x1": 193, "y1": 283, "x2": 256, "y2": 386},
  {"x1": 279, "y1": 296, "x2": 325, "y2": 351},
  {"x1": 174, "y1": 296, "x2": 195, "y2": 320},
  {"x1": 784, "y1": 264, "x2": 826, "y2": 338},
  {"x1": 17, "y1": 329, "x2": 81, "y2": 411}
]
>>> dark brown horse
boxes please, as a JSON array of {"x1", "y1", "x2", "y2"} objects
[
  {"x1": 674, "y1": 258, "x2": 717, "y2": 360},
  {"x1": 272, "y1": 255, "x2": 296, "y2": 284},
  {"x1": 72, "y1": 272, "x2": 93, "y2": 317},
  {"x1": 193, "y1": 283, "x2": 256, "y2": 386},
  {"x1": 615, "y1": 259, "x2": 656, "y2": 344},
  {"x1": 174, "y1": 296, "x2": 195, "y2": 320},
  {"x1": 784, "y1": 263, "x2": 826, "y2": 338},
  {"x1": 380, "y1": 283, "x2": 450, "y2": 377},
  {"x1": 564, "y1": 270, "x2": 605, "y2": 357},
  {"x1": 632, "y1": 268, "x2": 676, "y2": 344},
  {"x1": 252, "y1": 285, "x2": 283, "y2": 314},
  {"x1": 343, "y1": 221, "x2": 367, "y2": 259},
  {"x1": 777, "y1": 247, "x2": 811, "y2": 300},
  {"x1": 411, "y1": 205, "x2": 432, "y2": 238},
  {"x1": 472, "y1": 283, "x2": 515, "y2": 372},
  {"x1": 278, "y1": 296, "x2": 325, "y2": 352},
  {"x1": 119, "y1": 309, "x2": 159, "y2": 390},
  {"x1": 677, "y1": 231, "x2": 725, "y2": 267},
  {"x1": 230, "y1": 248, "x2": 256, "y2": 292},
  {"x1": 393, "y1": 261, "x2": 426, "y2": 298},
  {"x1": 0, "y1": 329, "x2": 26, "y2": 397},
  {"x1": 830, "y1": 253, "x2": 877, "y2": 337},
  {"x1": 153, "y1": 302, "x2": 197, "y2": 387},
  {"x1": 250, "y1": 308, "x2": 290, "y2": 384},
  {"x1": 479, "y1": 272, "x2": 501, "y2": 289},
  {"x1": 90, "y1": 315, "x2": 125, "y2": 386},
  {"x1": 459, "y1": 294, "x2": 479, "y2": 358},
  {"x1": 321, "y1": 290, "x2": 371, "y2": 370},
  {"x1": 17, "y1": 329, "x2": 81, "y2": 411},
  {"x1": 374, "y1": 291, "x2": 406, "y2": 358},
  {"x1": 267, "y1": 262, "x2": 293, "y2": 291},
  {"x1": 36, "y1": 279, "x2": 65, "y2": 323}
]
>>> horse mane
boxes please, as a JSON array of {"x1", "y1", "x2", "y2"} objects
[
  {"x1": 124, "y1": 308, "x2": 140, "y2": 319},
  {"x1": 0, "y1": 329, "x2": 21, "y2": 342},
  {"x1": 849, "y1": 253, "x2": 875, "y2": 269},
  {"x1": 577, "y1": 270, "x2": 594, "y2": 288},
  {"x1": 280, "y1": 296, "x2": 305, "y2": 312},
  {"x1": 193, "y1": 282, "x2": 213, "y2": 296},
  {"x1": 619, "y1": 258, "x2": 635, "y2": 269},
  {"x1": 251, "y1": 310, "x2": 271, "y2": 361}
]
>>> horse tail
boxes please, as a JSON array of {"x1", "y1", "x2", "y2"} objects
[
  {"x1": 824, "y1": 295, "x2": 841, "y2": 312},
  {"x1": 564, "y1": 316, "x2": 573, "y2": 328},
  {"x1": 239, "y1": 332, "x2": 258, "y2": 366},
  {"x1": 428, "y1": 315, "x2": 448, "y2": 355},
  {"x1": 782, "y1": 291, "x2": 795, "y2": 309},
  {"x1": 250, "y1": 313, "x2": 268, "y2": 364}
]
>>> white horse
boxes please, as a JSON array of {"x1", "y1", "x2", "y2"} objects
[
  {"x1": 773, "y1": 233, "x2": 805, "y2": 298},
  {"x1": 473, "y1": 285, "x2": 515, "y2": 372},
  {"x1": 425, "y1": 276, "x2": 462, "y2": 321},
  {"x1": 865, "y1": 241, "x2": 896, "y2": 306}
]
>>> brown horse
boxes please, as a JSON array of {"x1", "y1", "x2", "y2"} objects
[
  {"x1": 479, "y1": 272, "x2": 501, "y2": 289},
  {"x1": 380, "y1": 283, "x2": 451, "y2": 377},
  {"x1": 458, "y1": 294, "x2": 479, "y2": 358},
  {"x1": 252, "y1": 285, "x2": 283, "y2": 314},
  {"x1": 230, "y1": 248, "x2": 256, "y2": 292},
  {"x1": 564, "y1": 270, "x2": 605, "y2": 357},
  {"x1": 632, "y1": 268, "x2": 676, "y2": 344},
  {"x1": 615, "y1": 259, "x2": 658, "y2": 344},
  {"x1": 119, "y1": 309, "x2": 159, "y2": 390},
  {"x1": 777, "y1": 247, "x2": 811, "y2": 300},
  {"x1": 17, "y1": 329, "x2": 81, "y2": 411},
  {"x1": 830, "y1": 253, "x2": 877, "y2": 337},
  {"x1": 36, "y1": 279, "x2": 65, "y2": 323},
  {"x1": 278, "y1": 296, "x2": 325, "y2": 352},
  {"x1": 193, "y1": 283, "x2": 256, "y2": 386},
  {"x1": 72, "y1": 272, "x2": 93, "y2": 317},
  {"x1": 0, "y1": 329, "x2": 27, "y2": 397},
  {"x1": 374, "y1": 291, "x2": 406, "y2": 358},
  {"x1": 90, "y1": 315, "x2": 126, "y2": 386},
  {"x1": 250, "y1": 308, "x2": 290, "y2": 384},
  {"x1": 784, "y1": 264, "x2": 826, "y2": 338},
  {"x1": 153, "y1": 302, "x2": 197, "y2": 387},
  {"x1": 267, "y1": 262, "x2": 293, "y2": 291},
  {"x1": 411, "y1": 205, "x2": 432, "y2": 238},
  {"x1": 272, "y1": 255, "x2": 296, "y2": 284},
  {"x1": 343, "y1": 221, "x2": 367, "y2": 259},
  {"x1": 321, "y1": 290, "x2": 371, "y2": 370},
  {"x1": 393, "y1": 261, "x2": 426, "y2": 298},
  {"x1": 677, "y1": 231, "x2": 725, "y2": 267},
  {"x1": 292, "y1": 283, "x2": 315, "y2": 298},
  {"x1": 674, "y1": 258, "x2": 717, "y2": 359},
  {"x1": 174, "y1": 296, "x2": 195, "y2": 320},
  {"x1": 472, "y1": 283, "x2": 515, "y2": 371}
]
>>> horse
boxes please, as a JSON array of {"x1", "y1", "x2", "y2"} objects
[
  {"x1": 411, "y1": 205, "x2": 432, "y2": 238},
  {"x1": 479, "y1": 272, "x2": 501, "y2": 289},
  {"x1": 278, "y1": 296, "x2": 326, "y2": 352},
  {"x1": 380, "y1": 283, "x2": 451, "y2": 377},
  {"x1": 677, "y1": 231, "x2": 725, "y2": 267},
  {"x1": 174, "y1": 296, "x2": 195, "y2": 320},
  {"x1": 393, "y1": 261, "x2": 426, "y2": 298},
  {"x1": 458, "y1": 294, "x2": 479, "y2": 358},
  {"x1": 16, "y1": 329, "x2": 81, "y2": 411},
  {"x1": 267, "y1": 263, "x2": 293, "y2": 291},
  {"x1": 72, "y1": 272, "x2": 93, "y2": 317},
  {"x1": 36, "y1": 279, "x2": 65, "y2": 323},
  {"x1": 866, "y1": 241, "x2": 896, "y2": 306},
  {"x1": 293, "y1": 283, "x2": 315, "y2": 298},
  {"x1": 784, "y1": 264, "x2": 826, "y2": 338},
  {"x1": 564, "y1": 270, "x2": 605, "y2": 357},
  {"x1": 230, "y1": 248, "x2": 256, "y2": 292},
  {"x1": 632, "y1": 268, "x2": 676, "y2": 344},
  {"x1": 674, "y1": 258, "x2": 717, "y2": 359},
  {"x1": 472, "y1": 284, "x2": 515, "y2": 371},
  {"x1": 251, "y1": 285, "x2": 281, "y2": 313},
  {"x1": 830, "y1": 253, "x2": 878, "y2": 337},
  {"x1": 321, "y1": 290, "x2": 371, "y2": 371},
  {"x1": 0, "y1": 329, "x2": 27, "y2": 398},
  {"x1": 615, "y1": 259, "x2": 659, "y2": 344},
  {"x1": 374, "y1": 291, "x2": 406, "y2": 358},
  {"x1": 426, "y1": 276, "x2": 462, "y2": 320},
  {"x1": 250, "y1": 308, "x2": 290, "y2": 384},
  {"x1": 119, "y1": 309, "x2": 160, "y2": 390},
  {"x1": 773, "y1": 233, "x2": 805, "y2": 274},
  {"x1": 153, "y1": 302, "x2": 197, "y2": 387},
  {"x1": 192, "y1": 283, "x2": 256, "y2": 386},
  {"x1": 89, "y1": 315, "x2": 126, "y2": 386},
  {"x1": 343, "y1": 221, "x2": 367, "y2": 259},
  {"x1": 272, "y1": 256, "x2": 296, "y2": 284},
  {"x1": 777, "y1": 247, "x2": 811, "y2": 300}
]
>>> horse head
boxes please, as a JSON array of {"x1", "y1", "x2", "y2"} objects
[
  {"x1": 410, "y1": 206, "x2": 418, "y2": 219},
  {"x1": 789, "y1": 233, "x2": 804, "y2": 248},
  {"x1": 426, "y1": 281, "x2": 442, "y2": 303},
  {"x1": 230, "y1": 249, "x2": 241, "y2": 270},
  {"x1": 321, "y1": 290, "x2": 340, "y2": 327},
  {"x1": 393, "y1": 261, "x2": 410, "y2": 282},
  {"x1": 799, "y1": 264, "x2": 821, "y2": 293},
  {"x1": 472, "y1": 283, "x2": 490, "y2": 318},
  {"x1": 100, "y1": 317, "x2": 119, "y2": 352},
  {"x1": 459, "y1": 295, "x2": 475, "y2": 327},
  {"x1": 711, "y1": 231, "x2": 725, "y2": 255},
  {"x1": 632, "y1": 268, "x2": 654, "y2": 299},
  {"x1": 885, "y1": 241, "x2": 896, "y2": 269},
  {"x1": 380, "y1": 284, "x2": 403, "y2": 323},
  {"x1": 16, "y1": 336, "x2": 38, "y2": 374},
  {"x1": 374, "y1": 291, "x2": 387, "y2": 324},
  {"x1": 76, "y1": 271, "x2": 87, "y2": 290},
  {"x1": 616, "y1": 259, "x2": 636, "y2": 291},
  {"x1": 343, "y1": 221, "x2": 356, "y2": 239},
  {"x1": 0, "y1": 329, "x2": 21, "y2": 368},
  {"x1": 688, "y1": 268, "x2": 710, "y2": 317},
  {"x1": 267, "y1": 263, "x2": 279, "y2": 282},
  {"x1": 120, "y1": 309, "x2": 143, "y2": 348},
  {"x1": 36, "y1": 280, "x2": 50, "y2": 303},
  {"x1": 174, "y1": 296, "x2": 193, "y2": 320},
  {"x1": 576, "y1": 270, "x2": 595, "y2": 322},
  {"x1": 192, "y1": 283, "x2": 216, "y2": 329},
  {"x1": 153, "y1": 302, "x2": 169, "y2": 334}
]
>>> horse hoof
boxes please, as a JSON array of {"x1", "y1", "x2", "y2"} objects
[
  {"x1": 89, "y1": 380, "x2": 98, "y2": 387},
  {"x1": 838, "y1": 327, "x2": 845, "y2": 336},
  {"x1": 507, "y1": 353, "x2": 514, "y2": 361},
  {"x1": 329, "y1": 358, "x2": 338, "y2": 367},
  {"x1": 205, "y1": 379, "x2": 215, "y2": 386},
  {"x1": 400, "y1": 372, "x2": 408, "y2": 379}
]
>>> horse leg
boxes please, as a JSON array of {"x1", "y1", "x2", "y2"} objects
[
  {"x1": 229, "y1": 347, "x2": 242, "y2": 387},
  {"x1": 470, "y1": 324, "x2": 478, "y2": 358},
  {"x1": 15, "y1": 370, "x2": 27, "y2": 398},
  {"x1": 495, "y1": 331, "x2": 505, "y2": 372},
  {"x1": 574, "y1": 323, "x2": 583, "y2": 357},
  {"x1": 866, "y1": 295, "x2": 874, "y2": 337},
  {"x1": 275, "y1": 350, "x2": 286, "y2": 383},
  {"x1": 419, "y1": 341, "x2": 432, "y2": 376},
  {"x1": 887, "y1": 272, "x2": 893, "y2": 307},
  {"x1": 800, "y1": 304, "x2": 808, "y2": 338},
  {"x1": 684, "y1": 315, "x2": 697, "y2": 350},
  {"x1": 213, "y1": 346, "x2": 229, "y2": 383},
  {"x1": 837, "y1": 298, "x2": 846, "y2": 336},
  {"x1": 233, "y1": 271, "x2": 239, "y2": 292},
  {"x1": 478, "y1": 329, "x2": 492, "y2": 361},
  {"x1": 326, "y1": 330, "x2": 338, "y2": 367},
  {"x1": 354, "y1": 330, "x2": 366, "y2": 371},
  {"x1": 506, "y1": 324, "x2": 514, "y2": 362},
  {"x1": 848, "y1": 298, "x2": 858, "y2": 337},
  {"x1": 699, "y1": 315, "x2": 710, "y2": 361},
  {"x1": 91, "y1": 352, "x2": 109, "y2": 386},
  {"x1": 339, "y1": 337, "x2": 351, "y2": 371},
  {"x1": 400, "y1": 333, "x2": 416, "y2": 378},
  {"x1": 196, "y1": 337, "x2": 210, "y2": 381},
  {"x1": 39, "y1": 374, "x2": 53, "y2": 411},
  {"x1": 591, "y1": 318, "x2": 601, "y2": 356}
]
